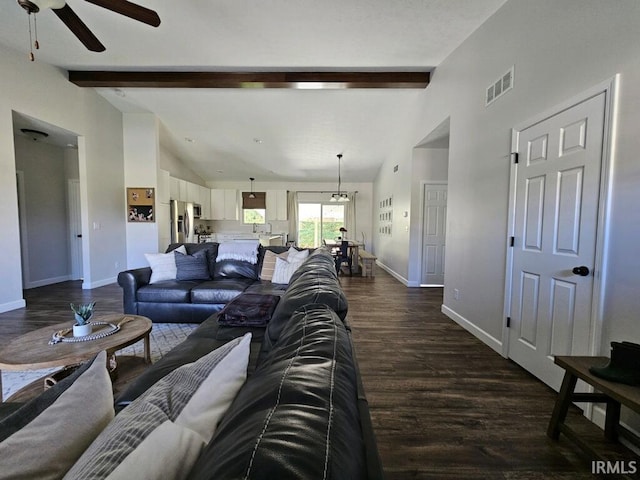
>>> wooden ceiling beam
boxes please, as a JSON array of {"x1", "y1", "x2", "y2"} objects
[{"x1": 67, "y1": 71, "x2": 430, "y2": 89}]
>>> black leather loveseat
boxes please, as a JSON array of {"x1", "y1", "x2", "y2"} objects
[
  {"x1": 117, "y1": 242, "x2": 291, "y2": 323},
  {"x1": 116, "y1": 247, "x2": 384, "y2": 479}
]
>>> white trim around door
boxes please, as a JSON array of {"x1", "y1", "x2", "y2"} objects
[{"x1": 502, "y1": 76, "x2": 618, "y2": 379}]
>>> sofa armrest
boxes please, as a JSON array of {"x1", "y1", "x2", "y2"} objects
[{"x1": 117, "y1": 267, "x2": 151, "y2": 314}]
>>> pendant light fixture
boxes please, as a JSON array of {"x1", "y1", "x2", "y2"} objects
[
  {"x1": 249, "y1": 177, "x2": 256, "y2": 199},
  {"x1": 330, "y1": 154, "x2": 350, "y2": 202}
]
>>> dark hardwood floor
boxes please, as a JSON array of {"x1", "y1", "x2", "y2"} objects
[{"x1": 1, "y1": 272, "x2": 637, "y2": 479}]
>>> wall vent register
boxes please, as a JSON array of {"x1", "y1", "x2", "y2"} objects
[{"x1": 486, "y1": 66, "x2": 514, "y2": 106}]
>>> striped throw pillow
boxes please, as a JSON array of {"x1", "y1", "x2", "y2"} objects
[{"x1": 259, "y1": 250, "x2": 289, "y2": 281}]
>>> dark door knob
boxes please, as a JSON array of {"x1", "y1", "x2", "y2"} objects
[
  {"x1": 76, "y1": 234, "x2": 82, "y2": 238},
  {"x1": 572, "y1": 266, "x2": 590, "y2": 276}
]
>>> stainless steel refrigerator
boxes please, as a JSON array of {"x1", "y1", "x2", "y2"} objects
[{"x1": 170, "y1": 200, "x2": 194, "y2": 243}]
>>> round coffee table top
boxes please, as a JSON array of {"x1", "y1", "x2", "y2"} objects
[{"x1": 0, "y1": 314, "x2": 152, "y2": 371}]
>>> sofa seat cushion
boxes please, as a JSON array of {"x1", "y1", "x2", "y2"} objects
[
  {"x1": 186, "y1": 304, "x2": 366, "y2": 480},
  {"x1": 244, "y1": 280, "x2": 288, "y2": 296},
  {"x1": 217, "y1": 293, "x2": 280, "y2": 328},
  {"x1": 137, "y1": 280, "x2": 199, "y2": 303},
  {"x1": 190, "y1": 279, "x2": 254, "y2": 304},
  {"x1": 215, "y1": 325, "x2": 266, "y2": 342}
]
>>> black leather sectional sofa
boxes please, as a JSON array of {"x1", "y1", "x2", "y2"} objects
[
  {"x1": 0, "y1": 247, "x2": 383, "y2": 478},
  {"x1": 116, "y1": 247, "x2": 384, "y2": 479},
  {"x1": 117, "y1": 242, "x2": 290, "y2": 323}
]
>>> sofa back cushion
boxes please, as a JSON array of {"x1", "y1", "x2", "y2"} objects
[
  {"x1": 186, "y1": 304, "x2": 366, "y2": 480},
  {"x1": 261, "y1": 248, "x2": 347, "y2": 353},
  {"x1": 213, "y1": 259, "x2": 260, "y2": 280}
]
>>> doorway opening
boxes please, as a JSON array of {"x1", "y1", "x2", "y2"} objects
[
  {"x1": 413, "y1": 117, "x2": 450, "y2": 287},
  {"x1": 13, "y1": 111, "x2": 83, "y2": 289}
]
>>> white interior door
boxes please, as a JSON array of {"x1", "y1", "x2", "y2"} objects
[
  {"x1": 509, "y1": 92, "x2": 606, "y2": 390},
  {"x1": 421, "y1": 183, "x2": 447, "y2": 286},
  {"x1": 68, "y1": 179, "x2": 83, "y2": 280}
]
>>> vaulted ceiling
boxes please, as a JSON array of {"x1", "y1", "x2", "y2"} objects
[{"x1": 0, "y1": 0, "x2": 507, "y2": 182}]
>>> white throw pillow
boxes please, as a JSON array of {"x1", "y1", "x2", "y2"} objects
[
  {"x1": 287, "y1": 247, "x2": 309, "y2": 263},
  {"x1": 145, "y1": 245, "x2": 187, "y2": 283},
  {"x1": 259, "y1": 250, "x2": 289, "y2": 281},
  {"x1": 272, "y1": 257, "x2": 305, "y2": 284}
]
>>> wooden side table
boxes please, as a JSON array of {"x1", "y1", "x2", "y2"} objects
[{"x1": 547, "y1": 356, "x2": 640, "y2": 457}]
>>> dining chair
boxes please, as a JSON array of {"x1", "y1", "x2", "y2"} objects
[{"x1": 334, "y1": 240, "x2": 352, "y2": 276}]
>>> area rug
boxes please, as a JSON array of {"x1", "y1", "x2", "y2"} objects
[{"x1": 1, "y1": 322, "x2": 198, "y2": 400}]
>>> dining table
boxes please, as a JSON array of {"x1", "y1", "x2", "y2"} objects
[{"x1": 324, "y1": 239, "x2": 364, "y2": 275}]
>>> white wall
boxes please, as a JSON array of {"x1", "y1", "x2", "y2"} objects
[
  {"x1": 124, "y1": 113, "x2": 161, "y2": 269},
  {"x1": 14, "y1": 135, "x2": 71, "y2": 287},
  {"x1": 0, "y1": 44, "x2": 126, "y2": 312},
  {"x1": 159, "y1": 145, "x2": 207, "y2": 186},
  {"x1": 374, "y1": 0, "x2": 640, "y2": 355}
]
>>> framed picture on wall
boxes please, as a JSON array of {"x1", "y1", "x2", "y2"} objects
[{"x1": 127, "y1": 187, "x2": 155, "y2": 222}]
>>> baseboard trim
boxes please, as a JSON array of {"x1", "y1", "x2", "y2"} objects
[
  {"x1": 0, "y1": 299, "x2": 27, "y2": 313},
  {"x1": 82, "y1": 276, "x2": 117, "y2": 289},
  {"x1": 590, "y1": 404, "x2": 640, "y2": 454},
  {"x1": 25, "y1": 275, "x2": 72, "y2": 289},
  {"x1": 376, "y1": 261, "x2": 420, "y2": 287},
  {"x1": 441, "y1": 304, "x2": 503, "y2": 354}
]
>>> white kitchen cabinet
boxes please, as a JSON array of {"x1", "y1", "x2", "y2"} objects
[
  {"x1": 156, "y1": 203, "x2": 171, "y2": 250},
  {"x1": 199, "y1": 185, "x2": 211, "y2": 219},
  {"x1": 158, "y1": 169, "x2": 171, "y2": 205},
  {"x1": 187, "y1": 182, "x2": 201, "y2": 204},
  {"x1": 170, "y1": 178, "x2": 188, "y2": 201},
  {"x1": 266, "y1": 190, "x2": 288, "y2": 221},
  {"x1": 210, "y1": 189, "x2": 238, "y2": 220},
  {"x1": 169, "y1": 177, "x2": 179, "y2": 200}
]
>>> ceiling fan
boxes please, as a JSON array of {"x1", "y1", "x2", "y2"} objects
[{"x1": 18, "y1": 0, "x2": 160, "y2": 58}]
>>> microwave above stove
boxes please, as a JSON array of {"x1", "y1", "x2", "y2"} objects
[{"x1": 192, "y1": 203, "x2": 202, "y2": 219}]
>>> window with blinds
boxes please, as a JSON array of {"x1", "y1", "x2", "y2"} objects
[{"x1": 242, "y1": 192, "x2": 266, "y2": 224}]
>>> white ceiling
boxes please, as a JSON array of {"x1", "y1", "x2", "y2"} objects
[{"x1": 0, "y1": 0, "x2": 507, "y2": 182}]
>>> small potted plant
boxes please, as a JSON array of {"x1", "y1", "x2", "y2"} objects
[{"x1": 70, "y1": 302, "x2": 96, "y2": 337}]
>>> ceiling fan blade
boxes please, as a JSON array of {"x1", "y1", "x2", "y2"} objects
[
  {"x1": 53, "y1": 4, "x2": 105, "y2": 52},
  {"x1": 84, "y1": 0, "x2": 161, "y2": 27}
]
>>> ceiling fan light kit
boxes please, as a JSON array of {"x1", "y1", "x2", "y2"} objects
[{"x1": 17, "y1": 0, "x2": 161, "y2": 60}]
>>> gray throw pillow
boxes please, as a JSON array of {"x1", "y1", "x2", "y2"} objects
[{"x1": 175, "y1": 249, "x2": 210, "y2": 281}]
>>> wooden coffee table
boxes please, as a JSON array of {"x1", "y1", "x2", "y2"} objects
[{"x1": 0, "y1": 314, "x2": 152, "y2": 402}]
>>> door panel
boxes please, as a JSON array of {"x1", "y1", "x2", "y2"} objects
[
  {"x1": 421, "y1": 184, "x2": 447, "y2": 285},
  {"x1": 509, "y1": 93, "x2": 605, "y2": 390},
  {"x1": 524, "y1": 176, "x2": 545, "y2": 251}
]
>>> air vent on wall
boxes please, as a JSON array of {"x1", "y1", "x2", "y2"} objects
[{"x1": 486, "y1": 66, "x2": 514, "y2": 106}]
